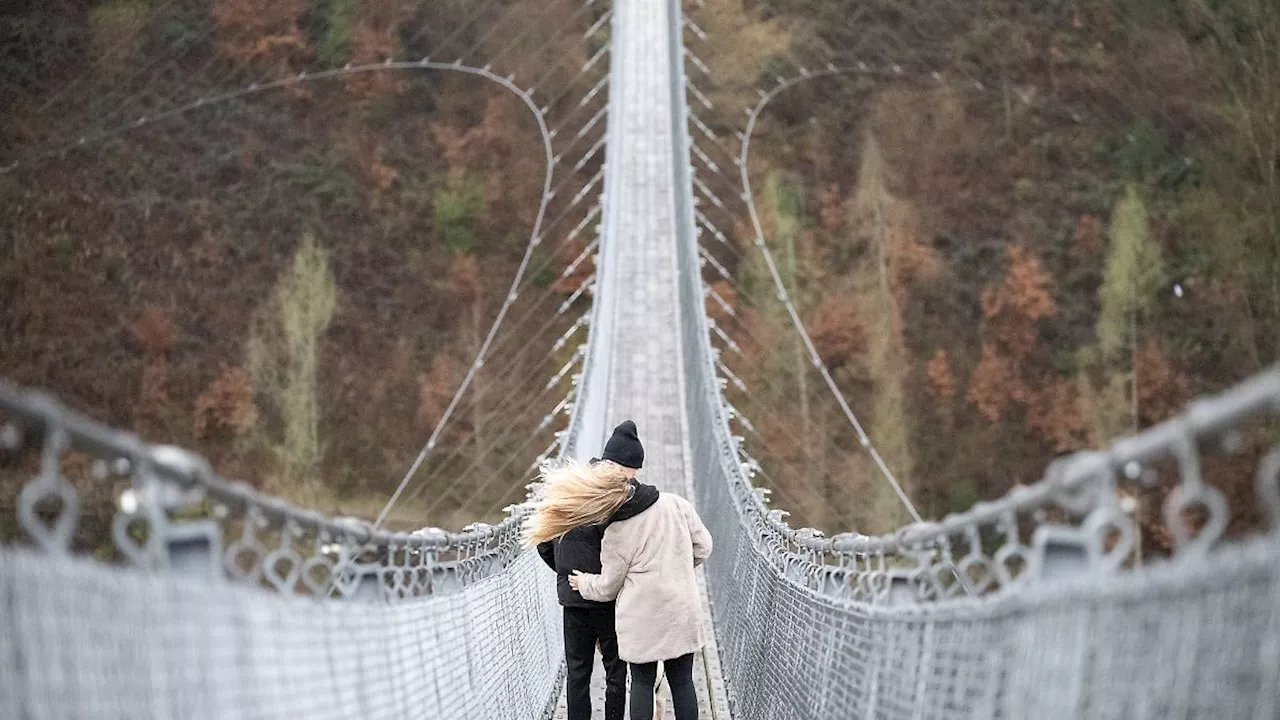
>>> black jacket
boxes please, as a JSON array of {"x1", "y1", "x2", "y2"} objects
[
  {"x1": 536, "y1": 480, "x2": 661, "y2": 608},
  {"x1": 538, "y1": 524, "x2": 613, "y2": 608}
]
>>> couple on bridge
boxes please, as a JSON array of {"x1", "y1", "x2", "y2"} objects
[{"x1": 527, "y1": 421, "x2": 713, "y2": 720}]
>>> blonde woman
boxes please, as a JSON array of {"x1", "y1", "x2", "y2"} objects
[
  {"x1": 527, "y1": 421, "x2": 712, "y2": 720},
  {"x1": 533, "y1": 457, "x2": 629, "y2": 720}
]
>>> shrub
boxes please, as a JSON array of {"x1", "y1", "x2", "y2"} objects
[{"x1": 247, "y1": 234, "x2": 338, "y2": 479}]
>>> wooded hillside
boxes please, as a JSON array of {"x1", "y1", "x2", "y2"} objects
[
  {"x1": 1, "y1": 0, "x2": 1276, "y2": 549},
  {"x1": 688, "y1": 0, "x2": 1280, "y2": 542},
  {"x1": 1, "y1": 0, "x2": 607, "y2": 532}
]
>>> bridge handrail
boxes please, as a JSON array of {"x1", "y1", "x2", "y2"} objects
[
  {"x1": 0, "y1": 378, "x2": 541, "y2": 607},
  {"x1": 0, "y1": 382, "x2": 521, "y2": 551},
  {"x1": 826, "y1": 367, "x2": 1280, "y2": 556}
]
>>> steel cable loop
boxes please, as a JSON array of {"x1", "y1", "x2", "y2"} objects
[
  {"x1": 690, "y1": 51, "x2": 1259, "y2": 558},
  {"x1": 1, "y1": 57, "x2": 573, "y2": 544}
]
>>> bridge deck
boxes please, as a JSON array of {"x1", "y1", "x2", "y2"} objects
[{"x1": 553, "y1": 0, "x2": 730, "y2": 717}]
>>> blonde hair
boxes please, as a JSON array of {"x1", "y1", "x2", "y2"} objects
[{"x1": 523, "y1": 459, "x2": 634, "y2": 546}]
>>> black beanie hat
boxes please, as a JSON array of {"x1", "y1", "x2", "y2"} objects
[{"x1": 601, "y1": 420, "x2": 644, "y2": 469}]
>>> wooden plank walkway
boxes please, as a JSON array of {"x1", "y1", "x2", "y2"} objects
[{"x1": 552, "y1": 0, "x2": 730, "y2": 716}]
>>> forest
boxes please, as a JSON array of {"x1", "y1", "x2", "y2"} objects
[
  {"x1": 689, "y1": 0, "x2": 1280, "y2": 546},
  {"x1": 1, "y1": 0, "x2": 1278, "y2": 556},
  {"x1": 1, "y1": 0, "x2": 606, "y2": 540}
]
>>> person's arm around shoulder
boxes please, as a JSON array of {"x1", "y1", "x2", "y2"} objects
[
  {"x1": 570, "y1": 529, "x2": 628, "y2": 601},
  {"x1": 677, "y1": 495, "x2": 713, "y2": 567}
]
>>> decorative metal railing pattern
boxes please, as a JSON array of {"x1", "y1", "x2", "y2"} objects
[{"x1": 0, "y1": 382, "x2": 564, "y2": 719}]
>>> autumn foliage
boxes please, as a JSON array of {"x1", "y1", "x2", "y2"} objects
[
  {"x1": 132, "y1": 305, "x2": 175, "y2": 431},
  {"x1": 925, "y1": 349, "x2": 956, "y2": 404},
  {"x1": 978, "y1": 245, "x2": 1056, "y2": 359},
  {"x1": 131, "y1": 304, "x2": 175, "y2": 355},
  {"x1": 1134, "y1": 341, "x2": 1190, "y2": 425},
  {"x1": 676, "y1": 0, "x2": 1275, "y2": 539},
  {"x1": 416, "y1": 355, "x2": 459, "y2": 433},
  {"x1": 212, "y1": 0, "x2": 307, "y2": 68},
  {"x1": 194, "y1": 365, "x2": 259, "y2": 440},
  {"x1": 344, "y1": 0, "x2": 416, "y2": 99},
  {"x1": 809, "y1": 296, "x2": 865, "y2": 368},
  {"x1": 967, "y1": 245, "x2": 1056, "y2": 422},
  {"x1": 0, "y1": 0, "x2": 611, "y2": 529},
  {"x1": 3, "y1": 0, "x2": 1273, "y2": 542},
  {"x1": 1025, "y1": 380, "x2": 1087, "y2": 452},
  {"x1": 967, "y1": 344, "x2": 1019, "y2": 422}
]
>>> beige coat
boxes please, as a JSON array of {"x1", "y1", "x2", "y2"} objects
[{"x1": 576, "y1": 493, "x2": 713, "y2": 664}]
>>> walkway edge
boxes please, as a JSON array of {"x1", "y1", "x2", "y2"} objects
[{"x1": 665, "y1": 0, "x2": 733, "y2": 715}]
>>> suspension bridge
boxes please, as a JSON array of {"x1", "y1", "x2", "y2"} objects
[{"x1": 2, "y1": 0, "x2": 1280, "y2": 717}]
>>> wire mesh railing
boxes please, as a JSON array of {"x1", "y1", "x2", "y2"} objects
[{"x1": 0, "y1": 374, "x2": 566, "y2": 718}]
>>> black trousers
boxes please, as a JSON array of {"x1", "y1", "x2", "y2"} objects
[
  {"x1": 563, "y1": 606, "x2": 626, "y2": 720},
  {"x1": 629, "y1": 653, "x2": 697, "y2": 720}
]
